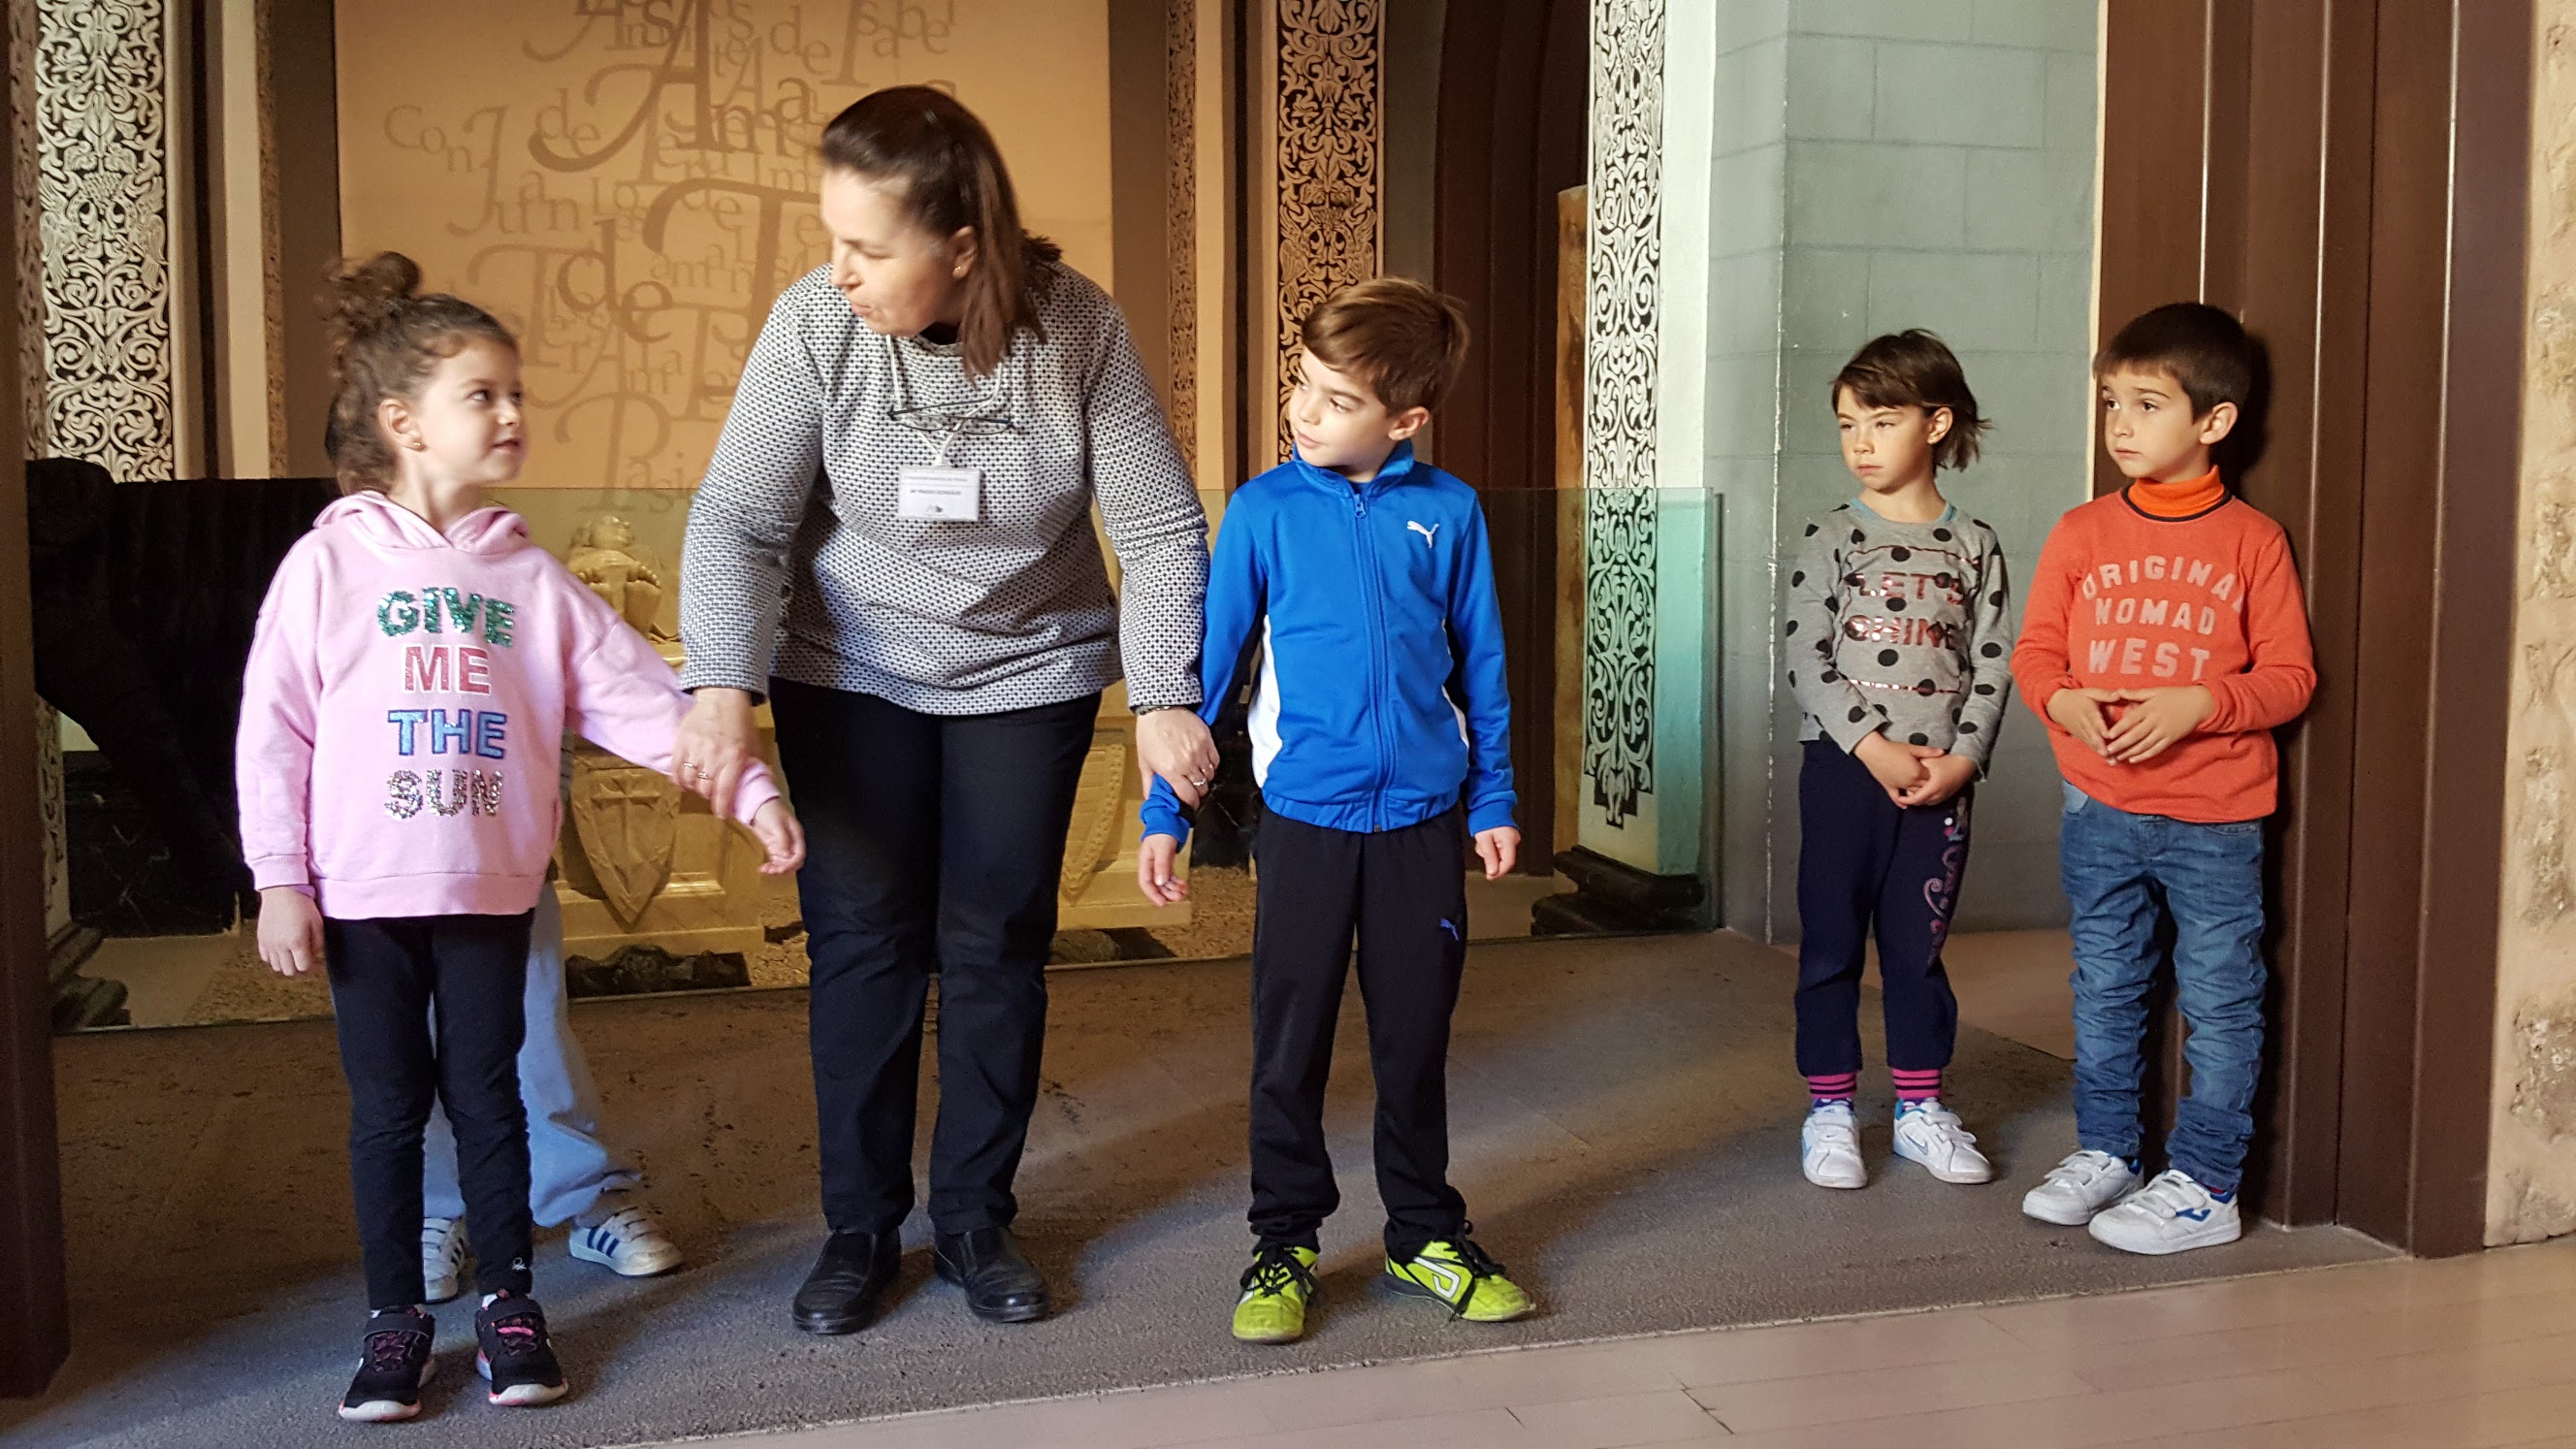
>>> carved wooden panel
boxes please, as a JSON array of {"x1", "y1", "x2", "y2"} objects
[
  {"x1": 1166, "y1": 0, "x2": 1198, "y2": 474},
  {"x1": 1580, "y1": 0, "x2": 1663, "y2": 828},
  {"x1": 9, "y1": 0, "x2": 41, "y2": 456},
  {"x1": 25, "y1": 0, "x2": 176, "y2": 482},
  {"x1": 1273, "y1": 0, "x2": 1381, "y2": 462}
]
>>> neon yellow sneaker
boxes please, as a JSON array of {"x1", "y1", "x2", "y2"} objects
[
  {"x1": 1384, "y1": 1232, "x2": 1534, "y2": 1323},
  {"x1": 1231, "y1": 1242, "x2": 1320, "y2": 1344}
]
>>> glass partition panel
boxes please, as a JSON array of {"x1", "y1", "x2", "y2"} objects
[{"x1": 44, "y1": 484, "x2": 1722, "y2": 1028}]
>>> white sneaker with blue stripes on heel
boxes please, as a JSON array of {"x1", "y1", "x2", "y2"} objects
[
  {"x1": 568, "y1": 1198, "x2": 684, "y2": 1277},
  {"x1": 422, "y1": 1215, "x2": 467, "y2": 1304},
  {"x1": 2086, "y1": 1169, "x2": 2242, "y2": 1255}
]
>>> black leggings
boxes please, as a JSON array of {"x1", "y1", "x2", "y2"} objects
[
  {"x1": 771, "y1": 679, "x2": 1099, "y2": 1237},
  {"x1": 325, "y1": 911, "x2": 535, "y2": 1308}
]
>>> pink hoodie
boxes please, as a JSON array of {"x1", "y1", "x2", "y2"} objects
[{"x1": 237, "y1": 492, "x2": 780, "y2": 918}]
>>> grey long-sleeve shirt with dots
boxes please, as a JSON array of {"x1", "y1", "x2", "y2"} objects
[{"x1": 1784, "y1": 501, "x2": 2015, "y2": 771}]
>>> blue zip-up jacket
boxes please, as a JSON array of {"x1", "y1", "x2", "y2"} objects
[{"x1": 1141, "y1": 442, "x2": 1516, "y2": 842}]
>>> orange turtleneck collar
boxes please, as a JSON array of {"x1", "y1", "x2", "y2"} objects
[{"x1": 2122, "y1": 467, "x2": 2227, "y2": 520}]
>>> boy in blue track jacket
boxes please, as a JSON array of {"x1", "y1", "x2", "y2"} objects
[{"x1": 1139, "y1": 278, "x2": 1531, "y2": 1345}]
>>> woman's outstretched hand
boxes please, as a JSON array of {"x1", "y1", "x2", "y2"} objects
[
  {"x1": 1138, "y1": 706, "x2": 1220, "y2": 808},
  {"x1": 673, "y1": 687, "x2": 762, "y2": 821}
]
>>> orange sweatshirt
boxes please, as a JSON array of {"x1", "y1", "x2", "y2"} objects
[{"x1": 2011, "y1": 470, "x2": 2317, "y2": 822}]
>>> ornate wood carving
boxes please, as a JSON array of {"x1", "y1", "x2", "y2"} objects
[
  {"x1": 10, "y1": 0, "x2": 44, "y2": 455},
  {"x1": 26, "y1": 0, "x2": 176, "y2": 482},
  {"x1": 1580, "y1": 0, "x2": 1663, "y2": 827},
  {"x1": 252, "y1": 0, "x2": 285, "y2": 473},
  {"x1": 1165, "y1": 0, "x2": 1198, "y2": 474},
  {"x1": 1274, "y1": 0, "x2": 1381, "y2": 462}
]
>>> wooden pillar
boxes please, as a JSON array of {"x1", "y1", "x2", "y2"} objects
[
  {"x1": 0, "y1": 0, "x2": 68, "y2": 1387},
  {"x1": 2096, "y1": 0, "x2": 2528, "y2": 1253}
]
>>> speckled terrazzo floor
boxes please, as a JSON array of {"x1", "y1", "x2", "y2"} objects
[{"x1": 1, "y1": 930, "x2": 2386, "y2": 1449}]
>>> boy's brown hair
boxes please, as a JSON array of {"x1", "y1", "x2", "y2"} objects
[
  {"x1": 2093, "y1": 302, "x2": 2254, "y2": 418},
  {"x1": 1299, "y1": 277, "x2": 1471, "y2": 414},
  {"x1": 1830, "y1": 329, "x2": 1988, "y2": 471}
]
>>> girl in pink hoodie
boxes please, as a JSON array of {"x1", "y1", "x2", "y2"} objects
[{"x1": 237, "y1": 253, "x2": 804, "y2": 1423}]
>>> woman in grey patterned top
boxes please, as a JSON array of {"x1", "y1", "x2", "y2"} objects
[{"x1": 670, "y1": 88, "x2": 1215, "y2": 1334}]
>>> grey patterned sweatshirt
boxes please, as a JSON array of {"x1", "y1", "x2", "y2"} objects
[
  {"x1": 678, "y1": 262, "x2": 1208, "y2": 714},
  {"x1": 1785, "y1": 501, "x2": 2014, "y2": 769}
]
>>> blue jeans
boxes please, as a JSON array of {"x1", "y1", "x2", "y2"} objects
[
  {"x1": 2059, "y1": 782, "x2": 2268, "y2": 1192},
  {"x1": 424, "y1": 888, "x2": 640, "y2": 1226}
]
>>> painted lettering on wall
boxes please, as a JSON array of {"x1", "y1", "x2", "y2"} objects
[{"x1": 336, "y1": 0, "x2": 1114, "y2": 491}]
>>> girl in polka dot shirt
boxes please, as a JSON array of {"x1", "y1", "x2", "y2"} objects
[{"x1": 1781, "y1": 331, "x2": 2014, "y2": 1195}]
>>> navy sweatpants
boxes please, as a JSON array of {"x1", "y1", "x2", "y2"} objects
[{"x1": 1793, "y1": 738, "x2": 1970, "y2": 1079}]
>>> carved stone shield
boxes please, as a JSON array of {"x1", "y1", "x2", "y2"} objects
[
  {"x1": 1058, "y1": 733, "x2": 1126, "y2": 904},
  {"x1": 570, "y1": 755, "x2": 679, "y2": 925}
]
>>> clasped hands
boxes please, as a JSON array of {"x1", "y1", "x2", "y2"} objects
[
  {"x1": 1852, "y1": 731, "x2": 1979, "y2": 808},
  {"x1": 2045, "y1": 684, "x2": 2215, "y2": 765}
]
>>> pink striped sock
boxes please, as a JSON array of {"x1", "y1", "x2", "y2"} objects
[
  {"x1": 1806, "y1": 1072, "x2": 1857, "y2": 1106},
  {"x1": 1891, "y1": 1068, "x2": 1944, "y2": 1103}
]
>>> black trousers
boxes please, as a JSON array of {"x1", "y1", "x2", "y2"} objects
[
  {"x1": 325, "y1": 910, "x2": 536, "y2": 1309},
  {"x1": 1248, "y1": 807, "x2": 1469, "y2": 1259},
  {"x1": 1793, "y1": 738, "x2": 1970, "y2": 1079},
  {"x1": 771, "y1": 679, "x2": 1099, "y2": 1237}
]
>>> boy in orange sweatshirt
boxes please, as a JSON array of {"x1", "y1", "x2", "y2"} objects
[{"x1": 2010, "y1": 304, "x2": 2316, "y2": 1255}]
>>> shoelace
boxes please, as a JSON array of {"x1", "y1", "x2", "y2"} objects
[
  {"x1": 1239, "y1": 1243, "x2": 1316, "y2": 1301},
  {"x1": 483, "y1": 1307, "x2": 546, "y2": 1363},
  {"x1": 1427, "y1": 1230, "x2": 1509, "y2": 1320},
  {"x1": 363, "y1": 1325, "x2": 423, "y2": 1374}
]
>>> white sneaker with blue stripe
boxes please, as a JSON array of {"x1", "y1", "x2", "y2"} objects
[
  {"x1": 1800, "y1": 1101, "x2": 1867, "y2": 1189},
  {"x1": 568, "y1": 1200, "x2": 683, "y2": 1277},
  {"x1": 2085, "y1": 1168, "x2": 2241, "y2": 1254},
  {"x1": 1890, "y1": 1099, "x2": 1993, "y2": 1183}
]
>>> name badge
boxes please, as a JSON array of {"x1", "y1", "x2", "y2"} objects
[{"x1": 898, "y1": 466, "x2": 982, "y2": 521}]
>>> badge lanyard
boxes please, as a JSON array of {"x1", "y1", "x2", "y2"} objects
[{"x1": 886, "y1": 340, "x2": 1022, "y2": 522}]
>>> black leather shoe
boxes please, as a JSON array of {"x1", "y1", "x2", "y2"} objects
[
  {"x1": 791, "y1": 1230, "x2": 901, "y2": 1335},
  {"x1": 932, "y1": 1227, "x2": 1049, "y2": 1323}
]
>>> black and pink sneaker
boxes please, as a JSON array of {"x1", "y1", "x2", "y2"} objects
[
  {"x1": 473, "y1": 1291, "x2": 567, "y2": 1407},
  {"x1": 338, "y1": 1306, "x2": 435, "y2": 1423}
]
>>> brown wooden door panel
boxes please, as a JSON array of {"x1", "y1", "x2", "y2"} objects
[{"x1": 2096, "y1": 0, "x2": 2525, "y2": 1251}]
